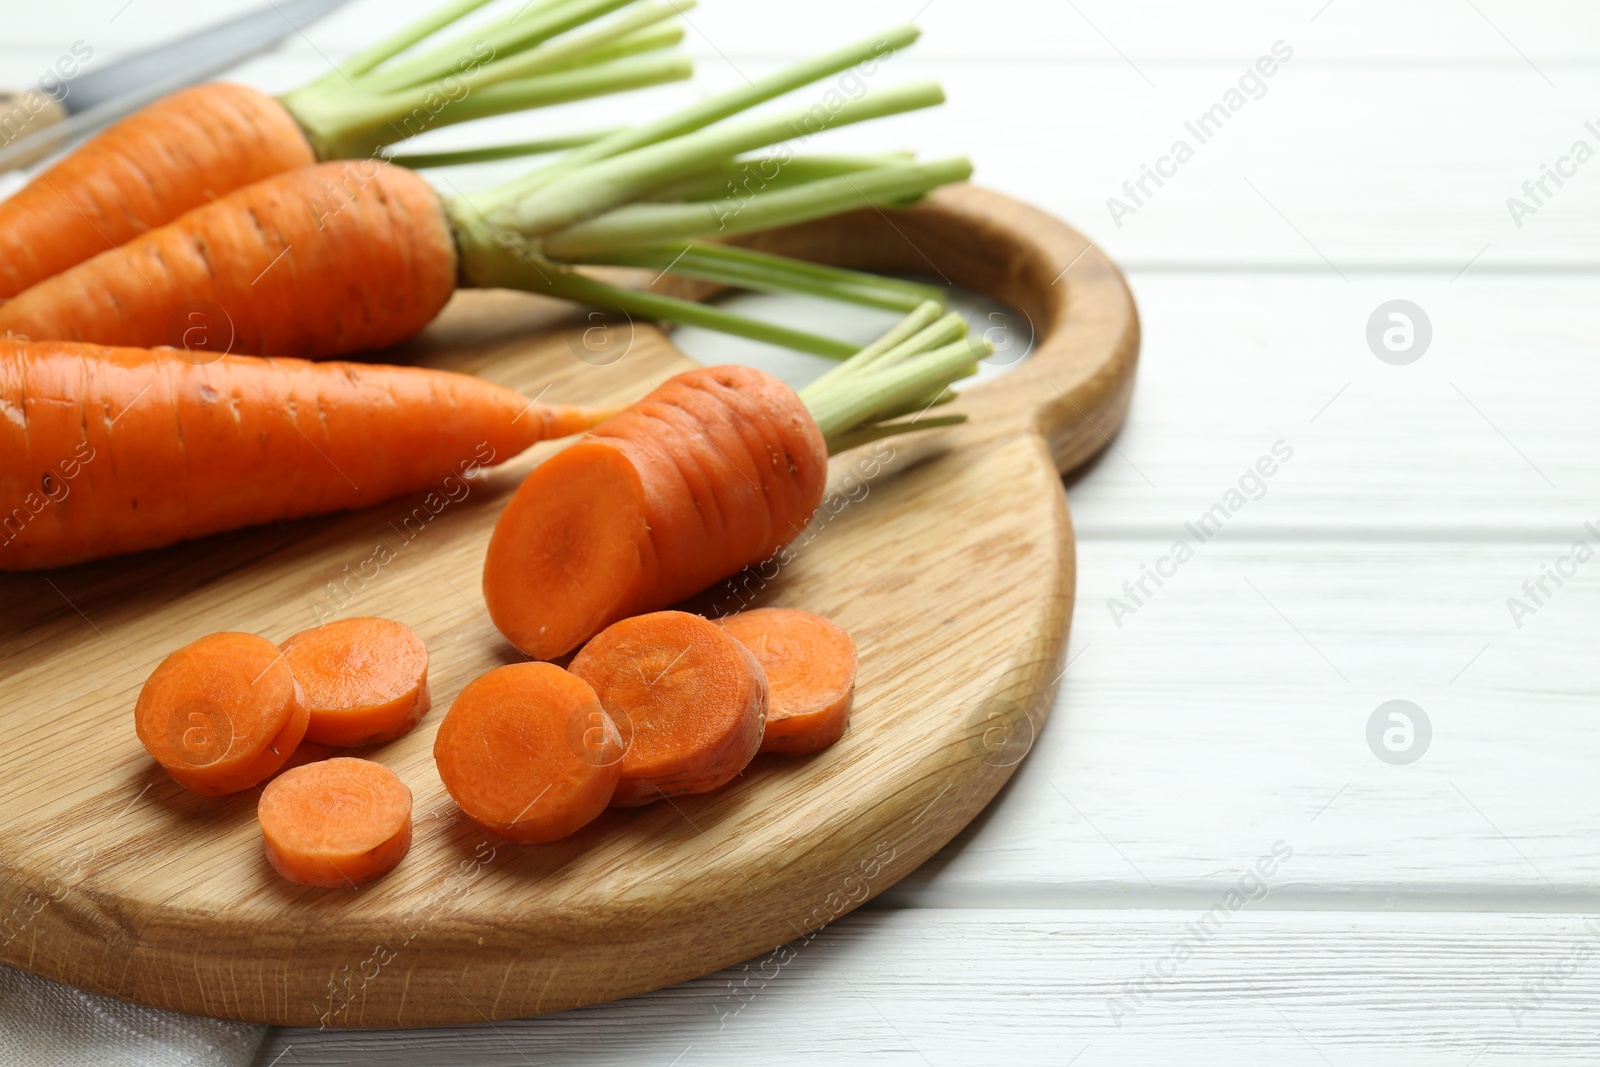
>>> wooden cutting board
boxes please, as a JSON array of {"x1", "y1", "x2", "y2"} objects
[{"x1": 0, "y1": 185, "x2": 1138, "y2": 1027}]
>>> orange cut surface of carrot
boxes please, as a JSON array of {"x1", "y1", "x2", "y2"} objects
[
  {"x1": 569, "y1": 610, "x2": 767, "y2": 807},
  {"x1": 0, "y1": 339, "x2": 607, "y2": 570},
  {"x1": 257, "y1": 757, "x2": 413, "y2": 887},
  {"x1": 433, "y1": 662, "x2": 620, "y2": 843},
  {"x1": 484, "y1": 365, "x2": 827, "y2": 659},
  {"x1": 134, "y1": 631, "x2": 308, "y2": 796},
  {"x1": 0, "y1": 161, "x2": 455, "y2": 359},
  {"x1": 282, "y1": 617, "x2": 431, "y2": 746},
  {"x1": 0, "y1": 83, "x2": 314, "y2": 300},
  {"x1": 719, "y1": 608, "x2": 856, "y2": 755}
]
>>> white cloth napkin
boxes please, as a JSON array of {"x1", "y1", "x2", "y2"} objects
[{"x1": 0, "y1": 964, "x2": 264, "y2": 1067}]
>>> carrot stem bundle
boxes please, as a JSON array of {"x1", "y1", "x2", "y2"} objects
[
  {"x1": 0, "y1": 339, "x2": 607, "y2": 569},
  {"x1": 483, "y1": 308, "x2": 989, "y2": 658}
]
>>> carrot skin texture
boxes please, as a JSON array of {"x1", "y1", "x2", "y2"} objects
[
  {"x1": 718, "y1": 607, "x2": 856, "y2": 755},
  {"x1": 0, "y1": 340, "x2": 602, "y2": 569},
  {"x1": 258, "y1": 757, "x2": 414, "y2": 887},
  {"x1": 570, "y1": 610, "x2": 767, "y2": 807},
  {"x1": 0, "y1": 84, "x2": 315, "y2": 300},
  {"x1": 484, "y1": 365, "x2": 828, "y2": 659},
  {"x1": 433, "y1": 663, "x2": 621, "y2": 844},
  {"x1": 0, "y1": 161, "x2": 456, "y2": 359}
]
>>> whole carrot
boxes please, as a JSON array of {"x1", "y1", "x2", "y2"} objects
[
  {"x1": 0, "y1": 0, "x2": 693, "y2": 298},
  {"x1": 0, "y1": 85, "x2": 314, "y2": 301},
  {"x1": 0, "y1": 339, "x2": 607, "y2": 569},
  {"x1": 0, "y1": 162, "x2": 457, "y2": 357}
]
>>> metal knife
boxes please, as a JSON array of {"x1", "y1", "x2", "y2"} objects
[{"x1": 0, "y1": 0, "x2": 355, "y2": 174}]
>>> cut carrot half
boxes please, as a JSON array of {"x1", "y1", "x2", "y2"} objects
[
  {"x1": 281, "y1": 617, "x2": 431, "y2": 747},
  {"x1": 257, "y1": 757, "x2": 413, "y2": 888},
  {"x1": 134, "y1": 632, "x2": 307, "y2": 796},
  {"x1": 569, "y1": 611, "x2": 767, "y2": 808},
  {"x1": 718, "y1": 608, "x2": 857, "y2": 756},
  {"x1": 433, "y1": 663, "x2": 621, "y2": 844}
]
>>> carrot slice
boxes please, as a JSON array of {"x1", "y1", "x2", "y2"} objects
[
  {"x1": 281, "y1": 617, "x2": 431, "y2": 747},
  {"x1": 718, "y1": 608, "x2": 857, "y2": 756},
  {"x1": 134, "y1": 632, "x2": 308, "y2": 796},
  {"x1": 569, "y1": 611, "x2": 767, "y2": 808},
  {"x1": 257, "y1": 757, "x2": 413, "y2": 888},
  {"x1": 433, "y1": 662, "x2": 620, "y2": 843}
]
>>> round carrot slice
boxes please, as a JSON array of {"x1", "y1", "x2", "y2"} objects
[
  {"x1": 281, "y1": 617, "x2": 431, "y2": 746},
  {"x1": 569, "y1": 610, "x2": 767, "y2": 808},
  {"x1": 719, "y1": 608, "x2": 857, "y2": 755},
  {"x1": 258, "y1": 757, "x2": 413, "y2": 888},
  {"x1": 134, "y1": 631, "x2": 307, "y2": 796},
  {"x1": 433, "y1": 663, "x2": 621, "y2": 843}
]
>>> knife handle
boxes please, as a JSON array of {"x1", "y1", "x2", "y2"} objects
[{"x1": 0, "y1": 91, "x2": 70, "y2": 171}]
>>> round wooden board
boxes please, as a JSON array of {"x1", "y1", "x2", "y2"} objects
[{"x1": 0, "y1": 185, "x2": 1138, "y2": 1027}]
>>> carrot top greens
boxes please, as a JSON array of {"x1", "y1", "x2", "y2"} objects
[
  {"x1": 278, "y1": 0, "x2": 693, "y2": 161},
  {"x1": 444, "y1": 25, "x2": 976, "y2": 357}
]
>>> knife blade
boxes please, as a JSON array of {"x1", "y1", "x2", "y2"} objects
[{"x1": 0, "y1": 0, "x2": 355, "y2": 173}]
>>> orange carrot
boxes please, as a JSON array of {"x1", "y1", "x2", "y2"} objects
[
  {"x1": 135, "y1": 631, "x2": 308, "y2": 796},
  {"x1": 718, "y1": 608, "x2": 855, "y2": 755},
  {"x1": 0, "y1": 84, "x2": 315, "y2": 300},
  {"x1": 484, "y1": 365, "x2": 827, "y2": 659},
  {"x1": 0, "y1": 162, "x2": 456, "y2": 359},
  {"x1": 281, "y1": 618, "x2": 431, "y2": 747},
  {"x1": 0, "y1": 339, "x2": 607, "y2": 569},
  {"x1": 434, "y1": 662, "x2": 620, "y2": 843},
  {"x1": 257, "y1": 757, "x2": 413, "y2": 887},
  {"x1": 569, "y1": 610, "x2": 767, "y2": 807}
]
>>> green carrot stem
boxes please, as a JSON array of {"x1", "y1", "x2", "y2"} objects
[
  {"x1": 545, "y1": 20, "x2": 684, "y2": 69},
  {"x1": 356, "y1": 0, "x2": 637, "y2": 95},
  {"x1": 855, "y1": 311, "x2": 968, "y2": 372},
  {"x1": 530, "y1": 269, "x2": 862, "y2": 357},
  {"x1": 456, "y1": 0, "x2": 687, "y2": 92},
  {"x1": 586, "y1": 241, "x2": 942, "y2": 311},
  {"x1": 824, "y1": 413, "x2": 965, "y2": 454},
  {"x1": 476, "y1": 24, "x2": 923, "y2": 206},
  {"x1": 802, "y1": 335, "x2": 988, "y2": 438},
  {"x1": 644, "y1": 153, "x2": 913, "y2": 202},
  {"x1": 296, "y1": 52, "x2": 692, "y2": 158},
  {"x1": 450, "y1": 208, "x2": 859, "y2": 356},
  {"x1": 491, "y1": 80, "x2": 946, "y2": 233},
  {"x1": 537, "y1": 155, "x2": 970, "y2": 259},
  {"x1": 804, "y1": 298, "x2": 943, "y2": 393},
  {"x1": 292, "y1": 0, "x2": 496, "y2": 95},
  {"x1": 386, "y1": 129, "x2": 618, "y2": 168}
]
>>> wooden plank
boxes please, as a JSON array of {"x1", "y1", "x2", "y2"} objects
[
  {"x1": 881, "y1": 533, "x2": 1600, "y2": 904},
  {"x1": 256, "y1": 909, "x2": 1600, "y2": 1065}
]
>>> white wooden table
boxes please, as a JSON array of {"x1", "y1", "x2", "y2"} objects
[{"x1": 9, "y1": 1, "x2": 1600, "y2": 1063}]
